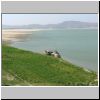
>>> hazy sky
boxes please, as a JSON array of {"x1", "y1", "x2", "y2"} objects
[{"x1": 2, "y1": 14, "x2": 98, "y2": 25}]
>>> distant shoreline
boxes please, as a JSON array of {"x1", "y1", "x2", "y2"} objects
[
  {"x1": 2, "y1": 28, "x2": 97, "y2": 42},
  {"x1": 2, "y1": 28, "x2": 98, "y2": 30},
  {"x1": 2, "y1": 29, "x2": 48, "y2": 32}
]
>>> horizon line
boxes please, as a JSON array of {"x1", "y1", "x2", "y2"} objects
[{"x1": 2, "y1": 20, "x2": 98, "y2": 26}]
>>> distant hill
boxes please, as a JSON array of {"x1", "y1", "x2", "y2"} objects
[{"x1": 2, "y1": 21, "x2": 98, "y2": 29}]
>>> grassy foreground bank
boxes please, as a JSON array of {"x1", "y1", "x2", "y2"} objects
[{"x1": 2, "y1": 45, "x2": 98, "y2": 86}]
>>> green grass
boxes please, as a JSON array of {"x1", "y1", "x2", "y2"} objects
[{"x1": 2, "y1": 45, "x2": 98, "y2": 86}]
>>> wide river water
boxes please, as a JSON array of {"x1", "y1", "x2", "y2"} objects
[{"x1": 11, "y1": 29, "x2": 98, "y2": 72}]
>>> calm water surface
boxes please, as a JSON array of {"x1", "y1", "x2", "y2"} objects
[{"x1": 11, "y1": 29, "x2": 98, "y2": 72}]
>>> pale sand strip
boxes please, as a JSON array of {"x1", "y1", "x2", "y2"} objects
[
  {"x1": 2, "y1": 31, "x2": 31, "y2": 41},
  {"x1": 2, "y1": 33, "x2": 29, "y2": 41},
  {"x1": 2, "y1": 29, "x2": 40, "y2": 41},
  {"x1": 2, "y1": 29, "x2": 53, "y2": 41},
  {"x1": 2, "y1": 28, "x2": 52, "y2": 32}
]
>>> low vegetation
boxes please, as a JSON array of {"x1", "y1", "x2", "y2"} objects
[{"x1": 2, "y1": 45, "x2": 98, "y2": 86}]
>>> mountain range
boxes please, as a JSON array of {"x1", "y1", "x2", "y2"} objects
[{"x1": 2, "y1": 21, "x2": 98, "y2": 29}]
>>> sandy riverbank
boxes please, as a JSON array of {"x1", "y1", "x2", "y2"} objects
[
  {"x1": 2, "y1": 29, "x2": 44, "y2": 32},
  {"x1": 2, "y1": 29, "x2": 42, "y2": 41},
  {"x1": 2, "y1": 29, "x2": 53, "y2": 41}
]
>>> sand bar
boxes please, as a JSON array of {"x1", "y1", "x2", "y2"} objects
[
  {"x1": 2, "y1": 29, "x2": 53, "y2": 42},
  {"x1": 2, "y1": 28, "x2": 53, "y2": 32},
  {"x1": 2, "y1": 29, "x2": 41, "y2": 41},
  {"x1": 2, "y1": 29, "x2": 44, "y2": 32}
]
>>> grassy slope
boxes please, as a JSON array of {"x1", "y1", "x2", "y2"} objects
[{"x1": 2, "y1": 45, "x2": 98, "y2": 86}]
